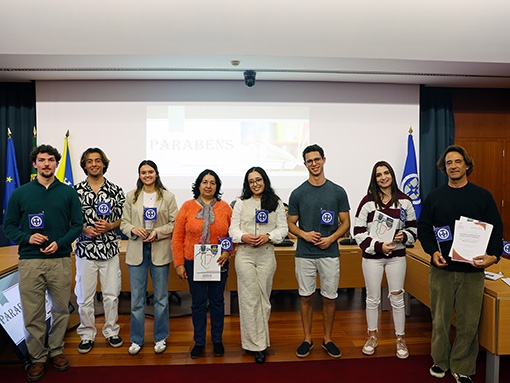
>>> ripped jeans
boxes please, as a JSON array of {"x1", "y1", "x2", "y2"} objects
[{"x1": 362, "y1": 256, "x2": 406, "y2": 335}]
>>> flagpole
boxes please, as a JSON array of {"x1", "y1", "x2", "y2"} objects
[{"x1": 30, "y1": 127, "x2": 37, "y2": 181}]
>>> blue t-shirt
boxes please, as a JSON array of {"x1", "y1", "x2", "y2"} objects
[{"x1": 288, "y1": 179, "x2": 350, "y2": 258}]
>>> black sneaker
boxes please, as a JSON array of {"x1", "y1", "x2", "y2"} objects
[
  {"x1": 322, "y1": 341, "x2": 342, "y2": 358},
  {"x1": 213, "y1": 342, "x2": 225, "y2": 356},
  {"x1": 107, "y1": 335, "x2": 124, "y2": 348},
  {"x1": 430, "y1": 364, "x2": 446, "y2": 378},
  {"x1": 78, "y1": 339, "x2": 94, "y2": 354},
  {"x1": 190, "y1": 344, "x2": 204, "y2": 359},
  {"x1": 296, "y1": 341, "x2": 313, "y2": 357},
  {"x1": 452, "y1": 372, "x2": 472, "y2": 383}
]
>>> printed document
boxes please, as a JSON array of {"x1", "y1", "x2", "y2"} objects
[{"x1": 450, "y1": 216, "x2": 493, "y2": 263}]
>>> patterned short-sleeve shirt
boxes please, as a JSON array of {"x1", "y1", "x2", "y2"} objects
[{"x1": 74, "y1": 178, "x2": 125, "y2": 260}]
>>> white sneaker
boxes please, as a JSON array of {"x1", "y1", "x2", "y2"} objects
[
  {"x1": 362, "y1": 336, "x2": 378, "y2": 355},
  {"x1": 128, "y1": 343, "x2": 141, "y2": 355},
  {"x1": 154, "y1": 340, "x2": 166, "y2": 354},
  {"x1": 396, "y1": 337, "x2": 409, "y2": 359}
]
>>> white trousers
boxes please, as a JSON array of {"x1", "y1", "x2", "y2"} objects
[
  {"x1": 362, "y1": 256, "x2": 406, "y2": 336},
  {"x1": 74, "y1": 255, "x2": 121, "y2": 340},
  {"x1": 235, "y1": 244, "x2": 276, "y2": 351}
]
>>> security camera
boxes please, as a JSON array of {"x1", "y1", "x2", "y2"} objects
[{"x1": 244, "y1": 70, "x2": 256, "y2": 87}]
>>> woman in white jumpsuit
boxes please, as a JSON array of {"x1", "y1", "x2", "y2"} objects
[{"x1": 229, "y1": 167, "x2": 288, "y2": 364}]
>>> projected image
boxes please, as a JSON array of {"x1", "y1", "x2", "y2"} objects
[{"x1": 146, "y1": 105, "x2": 310, "y2": 177}]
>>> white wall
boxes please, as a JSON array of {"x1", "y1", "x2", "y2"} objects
[{"x1": 36, "y1": 80, "x2": 419, "y2": 234}]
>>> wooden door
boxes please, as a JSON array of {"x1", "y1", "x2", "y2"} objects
[{"x1": 455, "y1": 139, "x2": 508, "y2": 240}]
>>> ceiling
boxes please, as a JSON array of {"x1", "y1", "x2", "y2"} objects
[{"x1": 1, "y1": 1, "x2": 510, "y2": 87}]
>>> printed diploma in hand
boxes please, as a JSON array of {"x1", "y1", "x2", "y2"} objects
[
  {"x1": 193, "y1": 244, "x2": 221, "y2": 281},
  {"x1": 449, "y1": 216, "x2": 493, "y2": 263},
  {"x1": 368, "y1": 211, "x2": 398, "y2": 244}
]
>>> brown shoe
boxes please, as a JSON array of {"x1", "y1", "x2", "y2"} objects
[
  {"x1": 50, "y1": 354, "x2": 70, "y2": 371},
  {"x1": 27, "y1": 362, "x2": 45, "y2": 382}
]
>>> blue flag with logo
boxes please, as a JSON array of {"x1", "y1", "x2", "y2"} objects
[
  {"x1": 3, "y1": 135, "x2": 21, "y2": 219},
  {"x1": 255, "y1": 209, "x2": 269, "y2": 224},
  {"x1": 401, "y1": 131, "x2": 421, "y2": 219}
]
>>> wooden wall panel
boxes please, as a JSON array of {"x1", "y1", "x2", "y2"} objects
[
  {"x1": 454, "y1": 112, "x2": 509, "y2": 138},
  {"x1": 452, "y1": 88, "x2": 510, "y2": 240}
]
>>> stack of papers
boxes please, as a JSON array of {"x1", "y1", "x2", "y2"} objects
[{"x1": 450, "y1": 216, "x2": 493, "y2": 263}]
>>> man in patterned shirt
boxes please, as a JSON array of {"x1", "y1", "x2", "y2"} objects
[{"x1": 74, "y1": 148, "x2": 126, "y2": 353}]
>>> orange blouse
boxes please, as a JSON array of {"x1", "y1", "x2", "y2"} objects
[{"x1": 172, "y1": 199, "x2": 232, "y2": 267}]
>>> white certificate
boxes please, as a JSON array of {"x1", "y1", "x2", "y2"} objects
[
  {"x1": 449, "y1": 216, "x2": 493, "y2": 263},
  {"x1": 368, "y1": 211, "x2": 398, "y2": 244},
  {"x1": 193, "y1": 244, "x2": 221, "y2": 281}
]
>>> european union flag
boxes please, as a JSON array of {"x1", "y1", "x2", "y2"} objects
[
  {"x1": 56, "y1": 132, "x2": 74, "y2": 186},
  {"x1": 401, "y1": 130, "x2": 421, "y2": 219},
  {"x1": 3, "y1": 134, "x2": 21, "y2": 218}
]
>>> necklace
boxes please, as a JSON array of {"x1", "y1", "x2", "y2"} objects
[{"x1": 145, "y1": 191, "x2": 156, "y2": 201}]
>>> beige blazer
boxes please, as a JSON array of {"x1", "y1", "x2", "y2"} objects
[{"x1": 120, "y1": 189, "x2": 178, "y2": 266}]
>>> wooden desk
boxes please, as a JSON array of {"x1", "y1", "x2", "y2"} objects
[
  {"x1": 226, "y1": 243, "x2": 364, "y2": 291},
  {"x1": 1, "y1": 241, "x2": 364, "y2": 292},
  {"x1": 406, "y1": 242, "x2": 510, "y2": 383},
  {"x1": 0, "y1": 245, "x2": 20, "y2": 277}
]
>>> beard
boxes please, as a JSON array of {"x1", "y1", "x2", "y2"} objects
[{"x1": 39, "y1": 169, "x2": 55, "y2": 179}]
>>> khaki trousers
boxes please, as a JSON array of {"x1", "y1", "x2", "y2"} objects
[{"x1": 18, "y1": 257, "x2": 72, "y2": 363}]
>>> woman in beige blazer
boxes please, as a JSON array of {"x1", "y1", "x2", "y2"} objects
[{"x1": 120, "y1": 160, "x2": 178, "y2": 356}]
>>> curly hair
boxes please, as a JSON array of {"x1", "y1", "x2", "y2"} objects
[{"x1": 30, "y1": 144, "x2": 61, "y2": 163}]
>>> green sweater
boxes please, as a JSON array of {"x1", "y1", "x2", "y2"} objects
[{"x1": 3, "y1": 178, "x2": 83, "y2": 259}]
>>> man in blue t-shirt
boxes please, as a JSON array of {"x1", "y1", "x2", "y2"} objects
[{"x1": 288, "y1": 144, "x2": 350, "y2": 359}]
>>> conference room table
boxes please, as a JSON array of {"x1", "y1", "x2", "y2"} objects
[
  {"x1": 0, "y1": 240, "x2": 366, "y2": 315},
  {"x1": 110, "y1": 240, "x2": 366, "y2": 314},
  {"x1": 405, "y1": 242, "x2": 510, "y2": 383}
]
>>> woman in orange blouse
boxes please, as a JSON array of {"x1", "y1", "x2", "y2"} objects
[{"x1": 172, "y1": 169, "x2": 232, "y2": 359}]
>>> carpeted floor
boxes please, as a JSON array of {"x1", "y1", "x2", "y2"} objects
[{"x1": 3, "y1": 353, "x2": 509, "y2": 383}]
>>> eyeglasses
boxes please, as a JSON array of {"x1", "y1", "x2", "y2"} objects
[
  {"x1": 305, "y1": 157, "x2": 323, "y2": 166},
  {"x1": 248, "y1": 178, "x2": 264, "y2": 185}
]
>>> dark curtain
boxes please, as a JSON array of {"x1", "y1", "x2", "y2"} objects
[
  {"x1": 419, "y1": 86, "x2": 455, "y2": 200},
  {"x1": 0, "y1": 82, "x2": 36, "y2": 222}
]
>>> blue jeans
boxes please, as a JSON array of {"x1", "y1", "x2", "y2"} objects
[
  {"x1": 185, "y1": 259, "x2": 229, "y2": 346},
  {"x1": 129, "y1": 243, "x2": 169, "y2": 345}
]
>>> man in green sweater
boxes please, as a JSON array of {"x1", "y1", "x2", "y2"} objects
[{"x1": 3, "y1": 144, "x2": 83, "y2": 382}]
